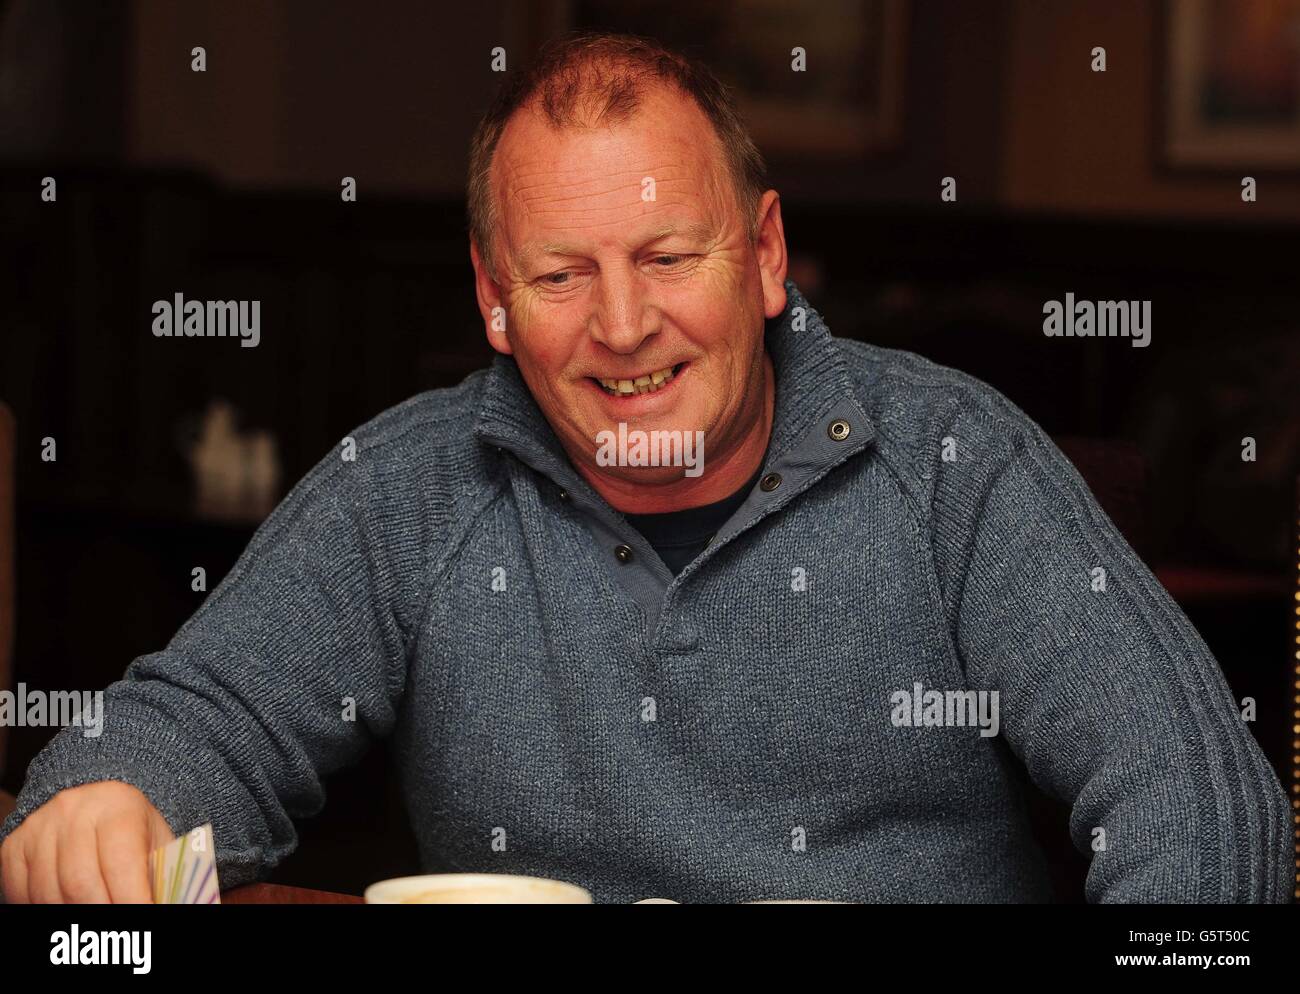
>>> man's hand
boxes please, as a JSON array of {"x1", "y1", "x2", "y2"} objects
[{"x1": 0, "y1": 781, "x2": 174, "y2": 903}]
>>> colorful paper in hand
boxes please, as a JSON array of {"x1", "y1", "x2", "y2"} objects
[{"x1": 149, "y1": 823, "x2": 221, "y2": 904}]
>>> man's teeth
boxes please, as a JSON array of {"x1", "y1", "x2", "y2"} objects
[{"x1": 597, "y1": 366, "x2": 676, "y2": 395}]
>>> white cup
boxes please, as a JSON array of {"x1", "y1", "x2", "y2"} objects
[{"x1": 364, "y1": 873, "x2": 593, "y2": 904}]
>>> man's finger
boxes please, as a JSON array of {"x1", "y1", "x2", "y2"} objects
[
  {"x1": 56, "y1": 821, "x2": 112, "y2": 903},
  {"x1": 1, "y1": 833, "x2": 31, "y2": 904},
  {"x1": 98, "y1": 813, "x2": 155, "y2": 904},
  {"x1": 28, "y1": 829, "x2": 63, "y2": 903}
]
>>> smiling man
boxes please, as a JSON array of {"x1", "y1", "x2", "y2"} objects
[
  {"x1": 0, "y1": 31, "x2": 1290, "y2": 904},
  {"x1": 470, "y1": 65, "x2": 780, "y2": 516}
]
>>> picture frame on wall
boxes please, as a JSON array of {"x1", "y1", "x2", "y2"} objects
[
  {"x1": 1162, "y1": 0, "x2": 1300, "y2": 168},
  {"x1": 515, "y1": 0, "x2": 909, "y2": 160}
]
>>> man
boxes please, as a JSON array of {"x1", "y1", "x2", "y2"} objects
[{"x1": 1, "y1": 32, "x2": 1290, "y2": 904}]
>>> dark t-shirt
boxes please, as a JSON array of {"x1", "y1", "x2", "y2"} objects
[{"x1": 623, "y1": 463, "x2": 764, "y2": 576}]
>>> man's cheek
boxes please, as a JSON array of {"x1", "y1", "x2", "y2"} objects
[
  {"x1": 515, "y1": 329, "x2": 569, "y2": 378},
  {"x1": 692, "y1": 252, "x2": 749, "y2": 293},
  {"x1": 538, "y1": 345, "x2": 575, "y2": 385},
  {"x1": 677, "y1": 265, "x2": 751, "y2": 331},
  {"x1": 504, "y1": 287, "x2": 546, "y2": 339}
]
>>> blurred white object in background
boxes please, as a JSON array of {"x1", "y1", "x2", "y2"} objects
[
  {"x1": 244, "y1": 431, "x2": 281, "y2": 520},
  {"x1": 185, "y1": 400, "x2": 281, "y2": 522}
]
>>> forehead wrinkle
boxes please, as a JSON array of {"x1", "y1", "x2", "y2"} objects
[
  {"x1": 524, "y1": 192, "x2": 696, "y2": 223},
  {"x1": 517, "y1": 184, "x2": 640, "y2": 214},
  {"x1": 506, "y1": 161, "x2": 696, "y2": 205},
  {"x1": 520, "y1": 208, "x2": 716, "y2": 264},
  {"x1": 510, "y1": 169, "x2": 713, "y2": 242}
]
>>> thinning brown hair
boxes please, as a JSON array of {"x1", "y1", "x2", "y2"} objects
[{"x1": 466, "y1": 30, "x2": 770, "y2": 281}]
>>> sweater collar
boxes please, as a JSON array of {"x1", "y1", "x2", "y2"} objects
[{"x1": 472, "y1": 278, "x2": 874, "y2": 486}]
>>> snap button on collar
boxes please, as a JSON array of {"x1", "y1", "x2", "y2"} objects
[
  {"x1": 759, "y1": 472, "x2": 782, "y2": 492},
  {"x1": 828, "y1": 419, "x2": 851, "y2": 441},
  {"x1": 614, "y1": 544, "x2": 634, "y2": 564}
]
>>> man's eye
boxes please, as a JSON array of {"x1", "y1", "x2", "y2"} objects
[
  {"x1": 651, "y1": 254, "x2": 684, "y2": 266},
  {"x1": 542, "y1": 271, "x2": 572, "y2": 285}
]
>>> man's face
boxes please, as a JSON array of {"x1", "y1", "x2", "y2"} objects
[{"x1": 472, "y1": 84, "x2": 787, "y2": 487}]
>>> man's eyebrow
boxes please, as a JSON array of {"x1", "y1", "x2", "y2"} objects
[
  {"x1": 640, "y1": 221, "x2": 716, "y2": 245},
  {"x1": 524, "y1": 221, "x2": 716, "y2": 262}
]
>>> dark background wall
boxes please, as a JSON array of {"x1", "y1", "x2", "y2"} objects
[{"x1": 1, "y1": 0, "x2": 1297, "y2": 899}]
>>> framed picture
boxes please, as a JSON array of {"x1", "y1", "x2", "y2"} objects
[
  {"x1": 517, "y1": 0, "x2": 908, "y2": 160},
  {"x1": 1162, "y1": 0, "x2": 1300, "y2": 168}
]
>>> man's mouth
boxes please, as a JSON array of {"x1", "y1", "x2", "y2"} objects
[{"x1": 589, "y1": 362, "x2": 687, "y2": 396}]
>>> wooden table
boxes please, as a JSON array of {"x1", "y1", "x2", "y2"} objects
[{"x1": 222, "y1": 883, "x2": 363, "y2": 904}]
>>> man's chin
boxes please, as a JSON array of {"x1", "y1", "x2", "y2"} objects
[
  {"x1": 582, "y1": 408, "x2": 710, "y2": 441},
  {"x1": 578, "y1": 392, "x2": 706, "y2": 436},
  {"x1": 575, "y1": 408, "x2": 711, "y2": 479},
  {"x1": 587, "y1": 462, "x2": 700, "y2": 487}
]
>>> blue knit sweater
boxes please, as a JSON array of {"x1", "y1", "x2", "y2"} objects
[{"x1": 2, "y1": 280, "x2": 1290, "y2": 902}]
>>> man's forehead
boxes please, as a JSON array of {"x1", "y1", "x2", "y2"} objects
[
  {"x1": 494, "y1": 91, "x2": 730, "y2": 262},
  {"x1": 497, "y1": 139, "x2": 719, "y2": 223}
]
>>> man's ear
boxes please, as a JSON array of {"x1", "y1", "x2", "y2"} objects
[
  {"x1": 470, "y1": 238, "x2": 512, "y2": 356},
  {"x1": 753, "y1": 190, "x2": 789, "y2": 320}
]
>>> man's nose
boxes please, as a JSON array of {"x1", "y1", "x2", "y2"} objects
[{"x1": 589, "y1": 270, "x2": 657, "y2": 354}]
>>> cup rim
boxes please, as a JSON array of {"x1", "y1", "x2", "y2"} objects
[{"x1": 364, "y1": 873, "x2": 593, "y2": 904}]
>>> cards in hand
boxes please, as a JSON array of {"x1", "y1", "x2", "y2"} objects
[{"x1": 149, "y1": 823, "x2": 221, "y2": 904}]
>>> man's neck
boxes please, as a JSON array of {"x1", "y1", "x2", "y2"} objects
[{"x1": 573, "y1": 352, "x2": 776, "y2": 514}]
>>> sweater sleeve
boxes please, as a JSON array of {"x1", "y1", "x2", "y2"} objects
[
  {"x1": 0, "y1": 443, "x2": 422, "y2": 891},
  {"x1": 938, "y1": 419, "x2": 1291, "y2": 903}
]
